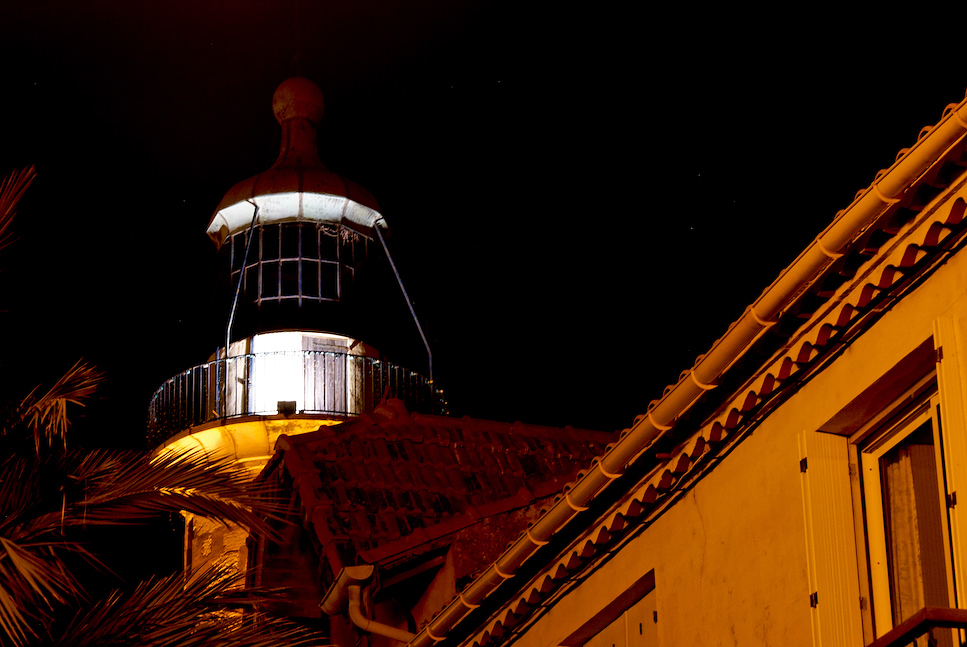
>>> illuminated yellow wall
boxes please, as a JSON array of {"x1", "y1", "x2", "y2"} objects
[
  {"x1": 516, "y1": 203, "x2": 967, "y2": 645},
  {"x1": 161, "y1": 416, "x2": 338, "y2": 476},
  {"x1": 161, "y1": 415, "x2": 341, "y2": 577}
]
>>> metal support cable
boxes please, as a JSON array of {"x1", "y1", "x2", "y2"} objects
[
  {"x1": 373, "y1": 219, "x2": 433, "y2": 384},
  {"x1": 225, "y1": 203, "x2": 260, "y2": 354}
]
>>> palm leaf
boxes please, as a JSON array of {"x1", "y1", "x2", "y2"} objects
[
  {"x1": 0, "y1": 444, "x2": 293, "y2": 645},
  {"x1": 0, "y1": 537, "x2": 87, "y2": 647},
  {"x1": 0, "y1": 581, "x2": 32, "y2": 646},
  {"x1": 13, "y1": 449, "x2": 287, "y2": 546},
  {"x1": 74, "y1": 448, "x2": 286, "y2": 534},
  {"x1": 0, "y1": 166, "x2": 35, "y2": 252},
  {"x1": 17, "y1": 361, "x2": 104, "y2": 453},
  {"x1": 53, "y1": 565, "x2": 330, "y2": 647},
  {"x1": 0, "y1": 538, "x2": 76, "y2": 604}
]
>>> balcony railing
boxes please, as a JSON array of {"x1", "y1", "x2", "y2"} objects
[
  {"x1": 868, "y1": 607, "x2": 967, "y2": 647},
  {"x1": 147, "y1": 351, "x2": 444, "y2": 447}
]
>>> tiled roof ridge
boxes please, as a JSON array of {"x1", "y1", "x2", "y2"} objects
[
  {"x1": 269, "y1": 399, "x2": 613, "y2": 602},
  {"x1": 275, "y1": 401, "x2": 616, "y2": 449},
  {"x1": 406, "y1": 91, "x2": 967, "y2": 647},
  {"x1": 359, "y1": 486, "x2": 549, "y2": 566}
]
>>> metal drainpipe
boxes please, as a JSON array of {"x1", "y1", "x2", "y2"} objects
[
  {"x1": 348, "y1": 585, "x2": 417, "y2": 644},
  {"x1": 409, "y1": 98, "x2": 967, "y2": 647},
  {"x1": 225, "y1": 202, "x2": 260, "y2": 354},
  {"x1": 373, "y1": 218, "x2": 433, "y2": 385},
  {"x1": 319, "y1": 565, "x2": 416, "y2": 645}
]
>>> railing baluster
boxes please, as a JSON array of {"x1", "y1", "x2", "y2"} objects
[{"x1": 146, "y1": 349, "x2": 443, "y2": 444}]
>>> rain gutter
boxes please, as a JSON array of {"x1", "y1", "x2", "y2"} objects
[{"x1": 407, "y1": 97, "x2": 967, "y2": 647}]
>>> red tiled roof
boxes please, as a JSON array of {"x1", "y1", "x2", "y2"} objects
[{"x1": 261, "y1": 398, "x2": 615, "y2": 591}]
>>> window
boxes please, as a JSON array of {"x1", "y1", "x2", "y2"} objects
[
  {"x1": 583, "y1": 587, "x2": 657, "y2": 647},
  {"x1": 852, "y1": 378, "x2": 957, "y2": 645},
  {"x1": 228, "y1": 222, "x2": 369, "y2": 305},
  {"x1": 561, "y1": 570, "x2": 657, "y2": 647}
]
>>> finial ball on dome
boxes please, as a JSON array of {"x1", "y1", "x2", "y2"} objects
[{"x1": 272, "y1": 77, "x2": 325, "y2": 125}]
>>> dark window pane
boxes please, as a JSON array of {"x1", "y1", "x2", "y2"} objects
[
  {"x1": 281, "y1": 224, "x2": 300, "y2": 258},
  {"x1": 340, "y1": 265, "x2": 353, "y2": 298},
  {"x1": 302, "y1": 224, "x2": 318, "y2": 259},
  {"x1": 340, "y1": 230, "x2": 354, "y2": 265},
  {"x1": 232, "y1": 234, "x2": 246, "y2": 271},
  {"x1": 262, "y1": 226, "x2": 279, "y2": 260},
  {"x1": 245, "y1": 265, "x2": 258, "y2": 299},
  {"x1": 320, "y1": 226, "x2": 338, "y2": 260},
  {"x1": 302, "y1": 260, "x2": 319, "y2": 297},
  {"x1": 281, "y1": 260, "x2": 299, "y2": 296},
  {"x1": 262, "y1": 262, "x2": 279, "y2": 297},
  {"x1": 321, "y1": 262, "x2": 337, "y2": 299},
  {"x1": 354, "y1": 235, "x2": 367, "y2": 267}
]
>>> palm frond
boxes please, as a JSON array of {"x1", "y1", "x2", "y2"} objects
[
  {"x1": 18, "y1": 361, "x2": 104, "y2": 453},
  {"x1": 0, "y1": 580, "x2": 33, "y2": 647},
  {"x1": 0, "y1": 166, "x2": 36, "y2": 252},
  {"x1": 80, "y1": 448, "x2": 285, "y2": 532},
  {"x1": 15, "y1": 449, "x2": 287, "y2": 544},
  {"x1": 0, "y1": 537, "x2": 86, "y2": 647},
  {"x1": 0, "y1": 456, "x2": 38, "y2": 535},
  {"x1": 0, "y1": 538, "x2": 76, "y2": 605},
  {"x1": 53, "y1": 565, "x2": 330, "y2": 647}
]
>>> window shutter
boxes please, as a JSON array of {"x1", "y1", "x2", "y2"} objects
[
  {"x1": 799, "y1": 430, "x2": 863, "y2": 647},
  {"x1": 934, "y1": 317, "x2": 967, "y2": 606}
]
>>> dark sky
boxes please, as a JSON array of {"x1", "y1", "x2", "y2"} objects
[{"x1": 2, "y1": 4, "x2": 967, "y2": 445}]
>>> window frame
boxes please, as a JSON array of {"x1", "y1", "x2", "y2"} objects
[
  {"x1": 228, "y1": 222, "x2": 368, "y2": 306},
  {"x1": 849, "y1": 373, "x2": 958, "y2": 640}
]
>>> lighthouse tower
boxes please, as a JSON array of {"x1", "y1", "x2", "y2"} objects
[{"x1": 147, "y1": 77, "x2": 440, "y2": 575}]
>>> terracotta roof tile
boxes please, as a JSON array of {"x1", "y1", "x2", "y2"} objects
[{"x1": 261, "y1": 401, "x2": 615, "y2": 590}]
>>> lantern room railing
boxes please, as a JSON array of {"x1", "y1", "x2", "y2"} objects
[{"x1": 146, "y1": 351, "x2": 444, "y2": 447}]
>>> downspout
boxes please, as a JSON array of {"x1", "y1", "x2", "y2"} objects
[
  {"x1": 320, "y1": 565, "x2": 417, "y2": 645},
  {"x1": 348, "y1": 585, "x2": 417, "y2": 644},
  {"x1": 408, "y1": 98, "x2": 967, "y2": 647}
]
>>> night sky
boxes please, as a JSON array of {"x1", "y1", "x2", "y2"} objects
[{"x1": 2, "y1": 4, "x2": 967, "y2": 447}]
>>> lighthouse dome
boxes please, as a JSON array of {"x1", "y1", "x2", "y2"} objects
[{"x1": 206, "y1": 77, "x2": 384, "y2": 249}]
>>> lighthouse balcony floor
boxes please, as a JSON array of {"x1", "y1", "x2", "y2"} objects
[{"x1": 147, "y1": 350, "x2": 443, "y2": 446}]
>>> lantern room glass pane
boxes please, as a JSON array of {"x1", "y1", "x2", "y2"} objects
[
  {"x1": 281, "y1": 261, "x2": 299, "y2": 296},
  {"x1": 354, "y1": 234, "x2": 367, "y2": 267},
  {"x1": 262, "y1": 227, "x2": 279, "y2": 260},
  {"x1": 245, "y1": 266, "x2": 258, "y2": 299},
  {"x1": 281, "y1": 225, "x2": 299, "y2": 258},
  {"x1": 321, "y1": 262, "x2": 337, "y2": 299},
  {"x1": 262, "y1": 263, "x2": 279, "y2": 298},
  {"x1": 302, "y1": 260, "x2": 319, "y2": 298},
  {"x1": 340, "y1": 230, "x2": 354, "y2": 265},
  {"x1": 232, "y1": 235, "x2": 247, "y2": 271},
  {"x1": 320, "y1": 226, "x2": 338, "y2": 260},
  {"x1": 301, "y1": 225, "x2": 318, "y2": 259}
]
